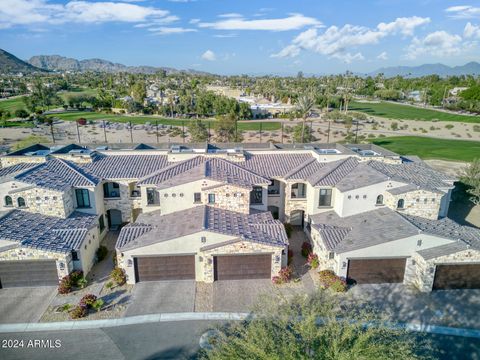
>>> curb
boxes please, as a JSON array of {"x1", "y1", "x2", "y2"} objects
[{"x1": 1, "y1": 313, "x2": 479, "y2": 339}]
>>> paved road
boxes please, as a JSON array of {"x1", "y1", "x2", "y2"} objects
[{"x1": 0, "y1": 320, "x2": 479, "y2": 360}]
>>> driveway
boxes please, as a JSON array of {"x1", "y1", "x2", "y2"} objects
[
  {"x1": 125, "y1": 280, "x2": 196, "y2": 316},
  {"x1": 0, "y1": 287, "x2": 57, "y2": 323}
]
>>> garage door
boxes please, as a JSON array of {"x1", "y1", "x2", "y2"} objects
[
  {"x1": 214, "y1": 254, "x2": 271, "y2": 280},
  {"x1": 134, "y1": 255, "x2": 195, "y2": 282},
  {"x1": 0, "y1": 260, "x2": 58, "y2": 288},
  {"x1": 433, "y1": 264, "x2": 480, "y2": 290},
  {"x1": 347, "y1": 258, "x2": 406, "y2": 284}
]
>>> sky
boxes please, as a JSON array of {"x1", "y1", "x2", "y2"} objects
[{"x1": 1, "y1": 0, "x2": 480, "y2": 75}]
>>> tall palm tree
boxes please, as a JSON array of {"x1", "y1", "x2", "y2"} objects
[{"x1": 296, "y1": 94, "x2": 315, "y2": 143}]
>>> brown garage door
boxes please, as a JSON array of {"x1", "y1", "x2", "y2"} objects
[
  {"x1": 214, "y1": 254, "x2": 271, "y2": 280},
  {"x1": 0, "y1": 260, "x2": 58, "y2": 288},
  {"x1": 433, "y1": 264, "x2": 480, "y2": 290},
  {"x1": 134, "y1": 255, "x2": 195, "y2": 282},
  {"x1": 347, "y1": 258, "x2": 406, "y2": 284}
]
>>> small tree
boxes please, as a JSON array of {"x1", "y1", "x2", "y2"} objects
[
  {"x1": 189, "y1": 120, "x2": 209, "y2": 142},
  {"x1": 15, "y1": 109, "x2": 29, "y2": 119},
  {"x1": 461, "y1": 158, "x2": 480, "y2": 205}
]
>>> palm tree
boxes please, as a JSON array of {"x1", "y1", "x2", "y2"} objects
[{"x1": 296, "y1": 94, "x2": 315, "y2": 143}]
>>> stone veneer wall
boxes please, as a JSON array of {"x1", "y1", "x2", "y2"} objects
[
  {"x1": 0, "y1": 246, "x2": 71, "y2": 280},
  {"x1": 0, "y1": 156, "x2": 46, "y2": 168},
  {"x1": 201, "y1": 241, "x2": 284, "y2": 283},
  {"x1": 103, "y1": 180, "x2": 141, "y2": 223},
  {"x1": 202, "y1": 184, "x2": 250, "y2": 214},
  {"x1": 284, "y1": 182, "x2": 307, "y2": 223},
  {"x1": 309, "y1": 227, "x2": 337, "y2": 272},
  {"x1": 405, "y1": 249, "x2": 480, "y2": 292},
  {"x1": 8, "y1": 185, "x2": 74, "y2": 218},
  {"x1": 384, "y1": 189, "x2": 443, "y2": 220},
  {"x1": 52, "y1": 154, "x2": 94, "y2": 164}
]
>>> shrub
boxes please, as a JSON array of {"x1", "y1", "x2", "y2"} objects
[
  {"x1": 57, "y1": 303, "x2": 72, "y2": 312},
  {"x1": 445, "y1": 124, "x2": 454, "y2": 130},
  {"x1": 301, "y1": 242, "x2": 312, "y2": 257},
  {"x1": 70, "y1": 305, "x2": 87, "y2": 319},
  {"x1": 105, "y1": 281, "x2": 114, "y2": 290},
  {"x1": 92, "y1": 299, "x2": 104, "y2": 312},
  {"x1": 70, "y1": 270, "x2": 84, "y2": 286},
  {"x1": 279, "y1": 266, "x2": 293, "y2": 283},
  {"x1": 272, "y1": 276, "x2": 283, "y2": 285},
  {"x1": 110, "y1": 267, "x2": 126, "y2": 286},
  {"x1": 79, "y1": 294, "x2": 97, "y2": 308},
  {"x1": 58, "y1": 275, "x2": 72, "y2": 294},
  {"x1": 96, "y1": 245, "x2": 108, "y2": 262},
  {"x1": 318, "y1": 270, "x2": 348, "y2": 292},
  {"x1": 287, "y1": 249, "x2": 293, "y2": 265},
  {"x1": 307, "y1": 253, "x2": 319, "y2": 269},
  {"x1": 283, "y1": 223, "x2": 293, "y2": 238}
]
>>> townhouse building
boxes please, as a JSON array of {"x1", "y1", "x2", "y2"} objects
[{"x1": 0, "y1": 142, "x2": 478, "y2": 291}]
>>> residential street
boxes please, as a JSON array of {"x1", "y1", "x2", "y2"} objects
[{"x1": 0, "y1": 320, "x2": 479, "y2": 360}]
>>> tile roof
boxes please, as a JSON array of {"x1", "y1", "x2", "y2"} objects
[
  {"x1": 416, "y1": 242, "x2": 474, "y2": 260},
  {"x1": 310, "y1": 207, "x2": 420, "y2": 253},
  {"x1": 83, "y1": 154, "x2": 169, "y2": 179},
  {"x1": 0, "y1": 210, "x2": 97, "y2": 253},
  {"x1": 387, "y1": 184, "x2": 421, "y2": 195},
  {"x1": 0, "y1": 163, "x2": 38, "y2": 179},
  {"x1": 367, "y1": 161, "x2": 454, "y2": 191},
  {"x1": 116, "y1": 206, "x2": 288, "y2": 251},
  {"x1": 14, "y1": 158, "x2": 100, "y2": 191},
  {"x1": 311, "y1": 224, "x2": 351, "y2": 251},
  {"x1": 308, "y1": 157, "x2": 359, "y2": 187},
  {"x1": 243, "y1": 153, "x2": 314, "y2": 178}
]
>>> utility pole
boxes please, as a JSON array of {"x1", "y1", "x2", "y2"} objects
[
  {"x1": 155, "y1": 119, "x2": 159, "y2": 144},
  {"x1": 327, "y1": 120, "x2": 331, "y2": 143},
  {"x1": 102, "y1": 120, "x2": 107, "y2": 143},
  {"x1": 129, "y1": 121, "x2": 133, "y2": 144},
  {"x1": 76, "y1": 120, "x2": 81, "y2": 144}
]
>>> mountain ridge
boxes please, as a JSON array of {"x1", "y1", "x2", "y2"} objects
[
  {"x1": 0, "y1": 49, "x2": 47, "y2": 74},
  {"x1": 368, "y1": 62, "x2": 480, "y2": 78}
]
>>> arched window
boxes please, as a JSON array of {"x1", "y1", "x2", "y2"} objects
[
  {"x1": 17, "y1": 197, "x2": 26, "y2": 208},
  {"x1": 4, "y1": 196, "x2": 13, "y2": 207},
  {"x1": 397, "y1": 199, "x2": 405, "y2": 209},
  {"x1": 376, "y1": 194, "x2": 384, "y2": 205}
]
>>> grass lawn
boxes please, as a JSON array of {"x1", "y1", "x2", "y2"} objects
[
  {"x1": 47, "y1": 111, "x2": 281, "y2": 131},
  {"x1": 0, "y1": 96, "x2": 28, "y2": 117},
  {"x1": 350, "y1": 101, "x2": 480, "y2": 123},
  {"x1": 371, "y1": 136, "x2": 480, "y2": 162},
  {"x1": 59, "y1": 88, "x2": 98, "y2": 102}
]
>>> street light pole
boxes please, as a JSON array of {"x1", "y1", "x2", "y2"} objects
[
  {"x1": 102, "y1": 120, "x2": 107, "y2": 143},
  {"x1": 129, "y1": 121, "x2": 133, "y2": 144},
  {"x1": 327, "y1": 120, "x2": 331, "y2": 143},
  {"x1": 354, "y1": 120, "x2": 359, "y2": 144},
  {"x1": 155, "y1": 119, "x2": 159, "y2": 144},
  {"x1": 182, "y1": 121, "x2": 185, "y2": 144},
  {"x1": 281, "y1": 122, "x2": 284, "y2": 144}
]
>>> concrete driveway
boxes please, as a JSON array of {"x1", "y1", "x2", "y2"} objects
[
  {"x1": 0, "y1": 286, "x2": 57, "y2": 324},
  {"x1": 211, "y1": 279, "x2": 274, "y2": 312},
  {"x1": 125, "y1": 280, "x2": 196, "y2": 316}
]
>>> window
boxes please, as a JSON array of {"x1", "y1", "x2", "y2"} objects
[
  {"x1": 318, "y1": 189, "x2": 332, "y2": 207},
  {"x1": 71, "y1": 251, "x2": 79, "y2": 261},
  {"x1": 201, "y1": 236, "x2": 206, "y2": 243},
  {"x1": 194, "y1": 193, "x2": 201, "y2": 203},
  {"x1": 376, "y1": 194, "x2": 384, "y2": 205},
  {"x1": 4, "y1": 196, "x2": 13, "y2": 207},
  {"x1": 129, "y1": 182, "x2": 141, "y2": 197},
  {"x1": 291, "y1": 183, "x2": 307, "y2": 199},
  {"x1": 99, "y1": 215, "x2": 105, "y2": 232},
  {"x1": 328, "y1": 252, "x2": 335, "y2": 260},
  {"x1": 268, "y1": 180, "x2": 281, "y2": 195},
  {"x1": 103, "y1": 182, "x2": 120, "y2": 198},
  {"x1": 17, "y1": 197, "x2": 26, "y2": 208},
  {"x1": 147, "y1": 188, "x2": 159, "y2": 205},
  {"x1": 208, "y1": 193, "x2": 215, "y2": 204},
  {"x1": 75, "y1": 189, "x2": 90, "y2": 208},
  {"x1": 250, "y1": 186, "x2": 263, "y2": 204},
  {"x1": 397, "y1": 199, "x2": 405, "y2": 209},
  {"x1": 417, "y1": 239, "x2": 422, "y2": 247}
]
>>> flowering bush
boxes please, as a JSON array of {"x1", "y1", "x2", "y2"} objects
[
  {"x1": 272, "y1": 266, "x2": 294, "y2": 285},
  {"x1": 70, "y1": 305, "x2": 87, "y2": 319},
  {"x1": 307, "y1": 253, "x2": 319, "y2": 269},
  {"x1": 318, "y1": 270, "x2": 347, "y2": 292},
  {"x1": 58, "y1": 275, "x2": 72, "y2": 294},
  {"x1": 301, "y1": 242, "x2": 312, "y2": 257},
  {"x1": 70, "y1": 270, "x2": 84, "y2": 287},
  {"x1": 272, "y1": 276, "x2": 283, "y2": 285},
  {"x1": 79, "y1": 294, "x2": 97, "y2": 308},
  {"x1": 110, "y1": 267, "x2": 127, "y2": 286}
]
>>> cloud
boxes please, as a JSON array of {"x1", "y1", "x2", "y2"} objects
[
  {"x1": 198, "y1": 13, "x2": 321, "y2": 31},
  {"x1": 377, "y1": 51, "x2": 388, "y2": 60},
  {"x1": 464, "y1": 22, "x2": 480, "y2": 38},
  {"x1": 271, "y1": 16, "x2": 429, "y2": 61},
  {"x1": 149, "y1": 27, "x2": 197, "y2": 35},
  {"x1": 218, "y1": 13, "x2": 243, "y2": 19},
  {"x1": 445, "y1": 5, "x2": 480, "y2": 19},
  {"x1": 189, "y1": 18, "x2": 200, "y2": 24},
  {"x1": 201, "y1": 50, "x2": 216, "y2": 61},
  {"x1": 405, "y1": 31, "x2": 464, "y2": 59},
  {"x1": 213, "y1": 33, "x2": 238, "y2": 38},
  {"x1": 0, "y1": 0, "x2": 173, "y2": 29}
]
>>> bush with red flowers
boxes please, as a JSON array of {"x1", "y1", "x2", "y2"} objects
[
  {"x1": 70, "y1": 305, "x2": 87, "y2": 319},
  {"x1": 301, "y1": 242, "x2": 312, "y2": 257},
  {"x1": 58, "y1": 275, "x2": 72, "y2": 294},
  {"x1": 79, "y1": 294, "x2": 97, "y2": 308},
  {"x1": 307, "y1": 253, "x2": 319, "y2": 269},
  {"x1": 318, "y1": 270, "x2": 347, "y2": 292}
]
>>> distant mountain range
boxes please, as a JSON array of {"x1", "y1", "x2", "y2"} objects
[
  {"x1": 368, "y1": 62, "x2": 480, "y2": 78},
  {"x1": 27, "y1": 54, "x2": 208, "y2": 75},
  {"x1": 0, "y1": 49, "x2": 46, "y2": 74}
]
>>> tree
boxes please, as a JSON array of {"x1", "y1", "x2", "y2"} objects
[
  {"x1": 295, "y1": 95, "x2": 315, "y2": 143},
  {"x1": 14, "y1": 109, "x2": 29, "y2": 119},
  {"x1": 130, "y1": 81, "x2": 146, "y2": 104},
  {"x1": 461, "y1": 158, "x2": 480, "y2": 205},
  {"x1": 201, "y1": 291, "x2": 431, "y2": 360},
  {"x1": 292, "y1": 123, "x2": 314, "y2": 143},
  {"x1": 214, "y1": 114, "x2": 243, "y2": 142},
  {"x1": 189, "y1": 120, "x2": 209, "y2": 142}
]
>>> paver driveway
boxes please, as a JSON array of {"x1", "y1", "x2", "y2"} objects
[
  {"x1": 125, "y1": 280, "x2": 196, "y2": 316},
  {"x1": 0, "y1": 286, "x2": 57, "y2": 323}
]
